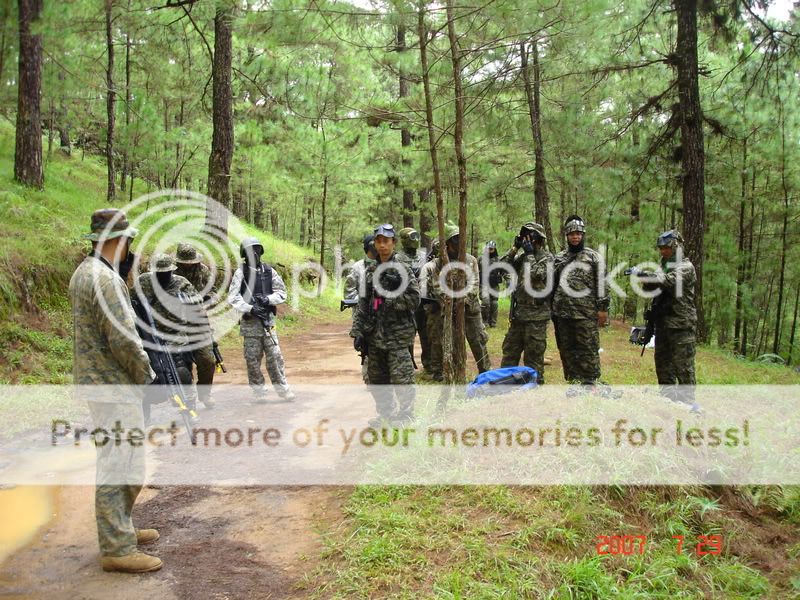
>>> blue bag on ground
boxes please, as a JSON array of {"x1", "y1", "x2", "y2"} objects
[{"x1": 466, "y1": 366, "x2": 538, "y2": 398}]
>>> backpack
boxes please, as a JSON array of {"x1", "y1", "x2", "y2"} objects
[{"x1": 466, "y1": 366, "x2": 538, "y2": 398}]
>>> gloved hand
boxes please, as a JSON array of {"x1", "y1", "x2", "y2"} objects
[
  {"x1": 250, "y1": 305, "x2": 271, "y2": 321},
  {"x1": 353, "y1": 335, "x2": 365, "y2": 353},
  {"x1": 513, "y1": 235, "x2": 523, "y2": 249},
  {"x1": 379, "y1": 269, "x2": 403, "y2": 292},
  {"x1": 522, "y1": 239, "x2": 535, "y2": 254}
]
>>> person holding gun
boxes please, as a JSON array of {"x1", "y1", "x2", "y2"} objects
[
  {"x1": 343, "y1": 234, "x2": 377, "y2": 382},
  {"x1": 228, "y1": 237, "x2": 295, "y2": 403}
]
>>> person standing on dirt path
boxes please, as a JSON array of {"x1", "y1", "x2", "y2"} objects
[
  {"x1": 499, "y1": 223, "x2": 553, "y2": 384},
  {"x1": 69, "y1": 208, "x2": 163, "y2": 574},
  {"x1": 351, "y1": 224, "x2": 419, "y2": 428},
  {"x1": 344, "y1": 234, "x2": 377, "y2": 383},
  {"x1": 228, "y1": 237, "x2": 295, "y2": 403},
  {"x1": 552, "y1": 215, "x2": 609, "y2": 385}
]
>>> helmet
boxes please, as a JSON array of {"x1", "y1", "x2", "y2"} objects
[
  {"x1": 175, "y1": 242, "x2": 201, "y2": 264},
  {"x1": 563, "y1": 215, "x2": 586, "y2": 235},
  {"x1": 521, "y1": 222, "x2": 547, "y2": 240},
  {"x1": 657, "y1": 229, "x2": 684, "y2": 248},
  {"x1": 151, "y1": 253, "x2": 177, "y2": 273},
  {"x1": 444, "y1": 224, "x2": 460, "y2": 242},
  {"x1": 362, "y1": 234, "x2": 375, "y2": 254},
  {"x1": 373, "y1": 223, "x2": 395, "y2": 239},
  {"x1": 240, "y1": 237, "x2": 264, "y2": 258},
  {"x1": 398, "y1": 227, "x2": 421, "y2": 251},
  {"x1": 485, "y1": 240, "x2": 497, "y2": 250}
]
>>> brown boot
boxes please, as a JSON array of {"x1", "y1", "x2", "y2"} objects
[
  {"x1": 101, "y1": 551, "x2": 163, "y2": 573},
  {"x1": 136, "y1": 528, "x2": 160, "y2": 545}
]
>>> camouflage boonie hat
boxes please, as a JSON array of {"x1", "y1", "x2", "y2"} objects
[
  {"x1": 563, "y1": 215, "x2": 586, "y2": 235},
  {"x1": 82, "y1": 208, "x2": 138, "y2": 241},
  {"x1": 151, "y1": 253, "x2": 177, "y2": 272},
  {"x1": 175, "y1": 242, "x2": 201, "y2": 264},
  {"x1": 657, "y1": 229, "x2": 684, "y2": 248},
  {"x1": 398, "y1": 227, "x2": 421, "y2": 251},
  {"x1": 522, "y1": 222, "x2": 547, "y2": 240}
]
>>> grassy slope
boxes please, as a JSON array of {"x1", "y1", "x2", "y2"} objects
[
  {"x1": 0, "y1": 122, "x2": 338, "y2": 435},
  {"x1": 313, "y1": 311, "x2": 800, "y2": 599}
]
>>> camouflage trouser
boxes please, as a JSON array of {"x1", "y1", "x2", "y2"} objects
[
  {"x1": 367, "y1": 345, "x2": 416, "y2": 419},
  {"x1": 554, "y1": 317, "x2": 601, "y2": 384},
  {"x1": 361, "y1": 358, "x2": 370, "y2": 384},
  {"x1": 243, "y1": 330, "x2": 289, "y2": 398},
  {"x1": 426, "y1": 306, "x2": 443, "y2": 377},
  {"x1": 500, "y1": 319, "x2": 548, "y2": 382},
  {"x1": 87, "y1": 400, "x2": 145, "y2": 557},
  {"x1": 416, "y1": 304, "x2": 430, "y2": 372},
  {"x1": 465, "y1": 311, "x2": 491, "y2": 373},
  {"x1": 481, "y1": 294, "x2": 498, "y2": 327},
  {"x1": 655, "y1": 326, "x2": 696, "y2": 403},
  {"x1": 192, "y1": 343, "x2": 215, "y2": 405}
]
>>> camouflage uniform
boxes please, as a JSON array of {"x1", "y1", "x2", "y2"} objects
[
  {"x1": 69, "y1": 210, "x2": 156, "y2": 559},
  {"x1": 228, "y1": 262, "x2": 291, "y2": 399},
  {"x1": 397, "y1": 228, "x2": 431, "y2": 373},
  {"x1": 479, "y1": 243, "x2": 503, "y2": 327},
  {"x1": 499, "y1": 241, "x2": 553, "y2": 382},
  {"x1": 552, "y1": 241, "x2": 609, "y2": 384},
  {"x1": 426, "y1": 253, "x2": 492, "y2": 374},
  {"x1": 419, "y1": 257, "x2": 442, "y2": 378},
  {"x1": 344, "y1": 257, "x2": 370, "y2": 383},
  {"x1": 351, "y1": 251, "x2": 419, "y2": 422}
]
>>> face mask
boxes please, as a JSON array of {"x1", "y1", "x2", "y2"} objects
[
  {"x1": 244, "y1": 248, "x2": 262, "y2": 267},
  {"x1": 118, "y1": 250, "x2": 135, "y2": 280},
  {"x1": 156, "y1": 270, "x2": 173, "y2": 288}
]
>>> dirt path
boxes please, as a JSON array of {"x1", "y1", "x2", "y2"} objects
[{"x1": 0, "y1": 318, "x2": 362, "y2": 599}]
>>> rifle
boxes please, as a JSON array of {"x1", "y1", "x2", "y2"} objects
[
  {"x1": 624, "y1": 269, "x2": 670, "y2": 356},
  {"x1": 340, "y1": 298, "x2": 359, "y2": 311},
  {"x1": 131, "y1": 297, "x2": 197, "y2": 442},
  {"x1": 212, "y1": 340, "x2": 227, "y2": 373}
]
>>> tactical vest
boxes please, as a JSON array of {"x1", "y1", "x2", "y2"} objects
[{"x1": 239, "y1": 263, "x2": 276, "y2": 315}]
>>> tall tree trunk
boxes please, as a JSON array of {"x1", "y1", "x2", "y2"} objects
[
  {"x1": 733, "y1": 137, "x2": 747, "y2": 353},
  {"x1": 446, "y1": 0, "x2": 467, "y2": 383},
  {"x1": 418, "y1": 1, "x2": 453, "y2": 383},
  {"x1": 105, "y1": 0, "x2": 116, "y2": 201},
  {"x1": 14, "y1": 0, "x2": 43, "y2": 188},
  {"x1": 397, "y1": 24, "x2": 415, "y2": 228},
  {"x1": 674, "y1": 0, "x2": 706, "y2": 341},
  {"x1": 270, "y1": 207, "x2": 279, "y2": 235},
  {"x1": 755, "y1": 273, "x2": 775, "y2": 358},
  {"x1": 787, "y1": 285, "x2": 799, "y2": 366},
  {"x1": 630, "y1": 124, "x2": 640, "y2": 221},
  {"x1": 519, "y1": 39, "x2": 554, "y2": 251},
  {"x1": 205, "y1": 3, "x2": 233, "y2": 237},
  {"x1": 0, "y1": 0, "x2": 9, "y2": 87},
  {"x1": 121, "y1": 7, "x2": 131, "y2": 193},
  {"x1": 773, "y1": 108, "x2": 789, "y2": 355},
  {"x1": 418, "y1": 188, "x2": 432, "y2": 248},
  {"x1": 319, "y1": 174, "x2": 328, "y2": 289}
]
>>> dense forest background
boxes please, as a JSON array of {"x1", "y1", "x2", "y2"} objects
[{"x1": 4, "y1": 0, "x2": 799, "y2": 362}]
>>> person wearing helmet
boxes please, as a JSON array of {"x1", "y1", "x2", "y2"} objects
[
  {"x1": 351, "y1": 223, "x2": 419, "y2": 428},
  {"x1": 344, "y1": 234, "x2": 378, "y2": 383},
  {"x1": 552, "y1": 215, "x2": 609, "y2": 385},
  {"x1": 419, "y1": 239, "x2": 443, "y2": 379},
  {"x1": 498, "y1": 222, "x2": 553, "y2": 383},
  {"x1": 228, "y1": 237, "x2": 295, "y2": 403},
  {"x1": 425, "y1": 224, "x2": 492, "y2": 377},
  {"x1": 69, "y1": 208, "x2": 161, "y2": 574},
  {"x1": 479, "y1": 240, "x2": 503, "y2": 327},
  {"x1": 632, "y1": 230, "x2": 697, "y2": 403},
  {"x1": 174, "y1": 242, "x2": 218, "y2": 409}
]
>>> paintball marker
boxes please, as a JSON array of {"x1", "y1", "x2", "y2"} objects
[
  {"x1": 489, "y1": 369, "x2": 537, "y2": 386},
  {"x1": 340, "y1": 298, "x2": 359, "y2": 311},
  {"x1": 212, "y1": 340, "x2": 227, "y2": 373},
  {"x1": 131, "y1": 297, "x2": 197, "y2": 442}
]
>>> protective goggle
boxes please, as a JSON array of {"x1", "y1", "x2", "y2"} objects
[
  {"x1": 373, "y1": 224, "x2": 395, "y2": 238},
  {"x1": 657, "y1": 231, "x2": 679, "y2": 247},
  {"x1": 408, "y1": 231, "x2": 420, "y2": 242}
]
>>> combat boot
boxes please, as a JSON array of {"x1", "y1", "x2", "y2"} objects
[
  {"x1": 136, "y1": 528, "x2": 160, "y2": 545},
  {"x1": 101, "y1": 551, "x2": 163, "y2": 573}
]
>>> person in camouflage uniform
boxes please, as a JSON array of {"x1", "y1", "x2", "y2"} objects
[
  {"x1": 633, "y1": 230, "x2": 697, "y2": 403},
  {"x1": 479, "y1": 241, "x2": 503, "y2": 327},
  {"x1": 552, "y1": 215, "x2": 609, "y2": 384},
  {"x1": 425, "y1": 225, "x2": 491, "y2": 376},
  {"x1": 397, "y1": 227, "x2": 430, "y2": 373},
  {"x1": 136, "y1": 254, "x2": 211, "y2": 413},
  {"x1": 419, "y1": 240, "x2": 442, "y2": 380},
  {"x1": 351, "y1": 224, "x2": 419, "y2": 427},
  {"x1": 174, "y1": 243, "x2": 219, "y2": 408},
  {"x1": 228, "y1": 237, "x2": 294, "y2": 402},
  {"x1": 499, "y1": 223, "x2": 553, "y2": 383},
  {"x1": 68, "y1": 208, "x2": 162, "y2": 574},
  {"x1": 344, "y1": 234, "x2": 377, "y2": 383}
]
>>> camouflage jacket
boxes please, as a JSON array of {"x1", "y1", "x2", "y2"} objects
[
  {"x1": 351, "y1": 252, "x2": 419, "y2": 350},
  {"x1": 552, "y1": 246, "x2": 610, "y2": 320},
  {"x1": 653, "y1": 256, "x2": 697, "y2": 330},
  {"x1": 175, "y1": 262, "x2": 216, "y2": 303},
  {"x1": 396, "y1": 250, "x2": 424, "y2": 278},
  {"x1": 344, "y1": 258, "x2": 368, "y2": 301},
  {"x1": 227, "y1": 263, "x2": 287, "y2": 336},
  {"x1": 427, "y1": 254, "x2": 482, "y2": 316},
  {"x1": 136, "y1": 273, "x2": 210, "y2": 347},
  {"x1": 69, "y1": 255, "x2": 155, "y2": 387},
  {"x1": 479, "y1": 253, "x2": 505, "y2": 292},
  {"x1": 500, "y1": 246, "x2": 553, "y2": 322}
]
